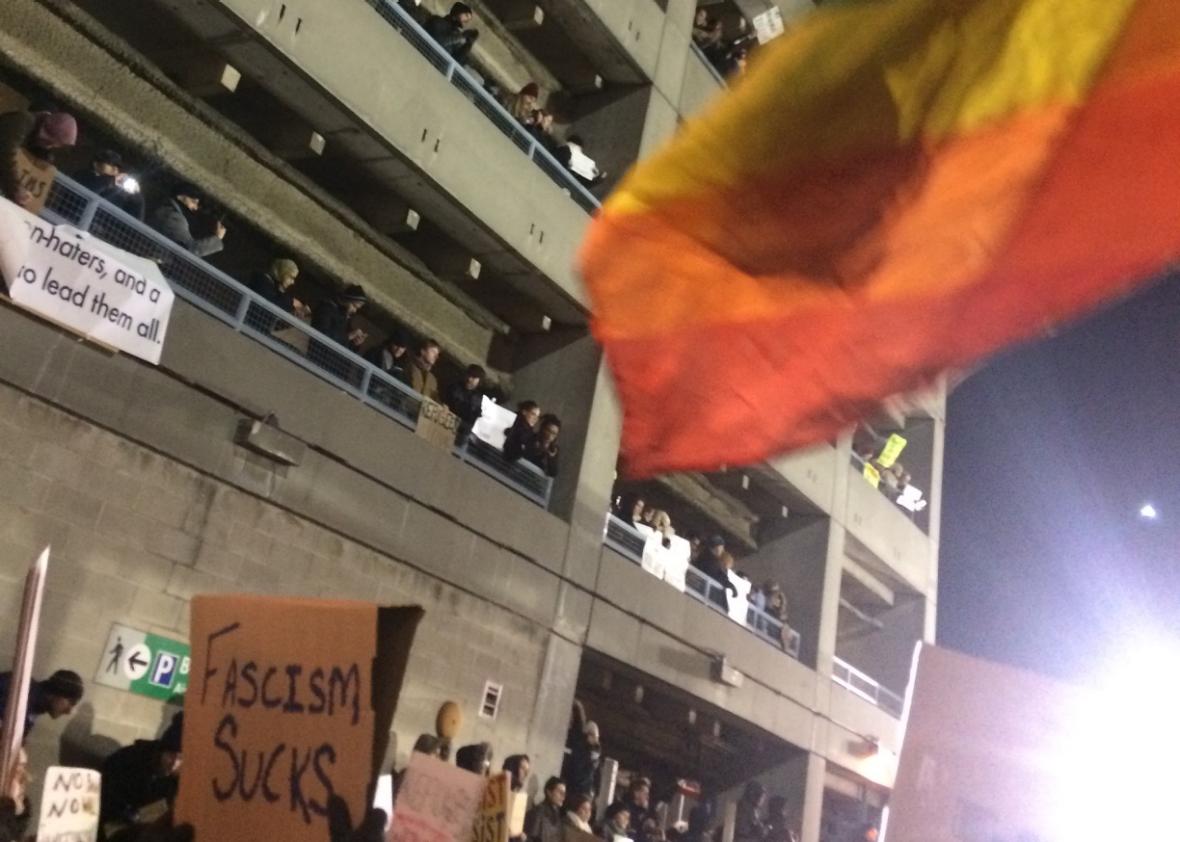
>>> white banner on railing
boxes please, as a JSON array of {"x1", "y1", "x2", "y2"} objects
[{"x1": 0, "y1": 196, "x2": 174, "y2": 365}]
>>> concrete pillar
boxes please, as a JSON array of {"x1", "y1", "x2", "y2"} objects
[
  {"x1": 741, "y1": 517, "x2": 832, "y2": 670},
  {"x1": 799, "y1": 753, "x2": 827, "y2": 842},
  {"x1": 525, "y1": 632, "x2": 583, "y2": 781}
]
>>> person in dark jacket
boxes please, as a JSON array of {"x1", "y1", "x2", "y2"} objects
[
  {"x1": 700, "y1": 535, "x2": 738, "y2": 610},
  {"x1": 444, "y1": 364, "x2": 485, "y2": 445},
  {"x1": 0, "y1": 668, "x2": 83, "y2": 737},
  {"x1": 624, "y1": 777, "x2": 660, "y2": 842},
  {"x1": 509, "y1": 413, "x2": 561, "y2": 477},
  {"x1": 365, "y1": 329, "x2": 411, "y2": 384},
  {"x1": 248, "y1": 257, "x2": 309, "y2": 320},
  {"x1": 72, "y1": 149, "x2": 145, "y2": 220},
  {"x1": 764, "y1": 796, "x2": 798, "y2": 842},
  {"x1": 503, "y1": 401, "x2": 540, "y2": 461},
  {"x1": 149, "y1": 181, "x2": 226, "y2": 258},
  {"x1": 561, "y1": 716, "x2": 600, "y2": 802},
  {"x1": 100, "y1": 712, "x2": 184, "y2": 836},
  {"x1": 424, "y1": 3, "x2": 479, "y2": 65},
  {"x1": 311, "y1": 283, "x2": 368, "y2": 350},
  {"x1": 525, "y1": 777, "x2": 566, "y2": 842},
  {"x1": 733, "y1": 782, "x2": 768, "y2": 842},
  {"x1": 0, "y1": 108, "x2": 77, "y2": 207},
  {"x1": 600, "y1": 802, "x2": 632, "y2": 842}
]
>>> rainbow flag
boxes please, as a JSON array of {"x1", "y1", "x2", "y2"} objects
[{"x1": 580, "y1": 0, "x2": 1180, "y2": 477}]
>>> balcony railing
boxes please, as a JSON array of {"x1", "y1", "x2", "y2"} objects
[
  {"x1": 368, "y1": 0, "x2": 601, "y2": 214},
  {"x1": 831, "y1": 656, "x2": 905, "y2": 718},
  {"x1": 604, "y1": 515, "x2": 802, "y2": 658},
  {"x1": 39, "y1": 173, "x2": 553, "y2": 508},
  {"x1": 689, "y1": 41, "x2": 728, "y2": 87}
]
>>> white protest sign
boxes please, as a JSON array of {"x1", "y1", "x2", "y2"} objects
[
  {"x1": 471, "y1": 398, "x2": 518, "y2": 451},
  {"x1": 0, "y1": 197, "x2": 174, "y2": 365},
  {"x1": 751, "y1": 8, "x2": 784, "y2": 44},
  {"x1": 37, "y1": 767, "x2": 101, "y2": 842},
  {"x1": 389, "y1": 752, "x2": 486, "y2": 842}
]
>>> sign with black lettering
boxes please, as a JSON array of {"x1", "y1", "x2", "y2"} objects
[
  {"x1": 472, "y1": 772, "x2": 510, "y2": 842},
  {"x1": 389, "y1": 753, "x2": 485, "y2": 842},
  {"x1": 0, "y1": 197, "x2": 175, "y2": 364},
  {"x1": 175, "y1": 595, "x2": 422, "y2": 842},
  {"x1": 416, "y1": 399, "x2": 459, "y2": 451},
  {"x1": 36, "y1": 767, "x2": 100, "y2": 842},
  {"x1": 14, "y1": 149, "x2": 56, "y2": 215}
]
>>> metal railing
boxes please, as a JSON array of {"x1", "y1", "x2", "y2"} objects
[
  {"x1": 689, "y1": 41, "x2": 728, "y2": 87},
  {"x1": 831, "y1": 656, "x2": 905, "y2": 718},
  {"x1": 369, "y1": 0, "x2": 601, "y2": 213},
  {"x1": 604, "y1": 515, "x2": 802, "y2": 658},
  {"x1": 39, "y1": 173, "x2": 554, "y2": 508}
]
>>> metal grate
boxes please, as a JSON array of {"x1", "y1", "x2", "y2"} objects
[{"x1": 39, "y1": 173, "x2": 550, "y2": 507}]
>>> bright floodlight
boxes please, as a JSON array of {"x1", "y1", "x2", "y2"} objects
[{"x1": 1139, "y1": 502, "x2": 1158, "y2": 520}]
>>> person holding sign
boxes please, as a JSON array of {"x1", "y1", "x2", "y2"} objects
[{"x1": 0, "y1": 108, "x2": 76, "y2": 211}]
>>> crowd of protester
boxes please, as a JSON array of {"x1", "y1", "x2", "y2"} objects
[
  {"x1": 0, "y1": 100, "x2": 566, "y2": 483},
  {"x1": 610, "y1": 495, "x2": 795, "y2": 652},
  {"x1": 852, "y1": 425, "x2": 927, "y2": 516},
  {"x1": 691, "y1": 7, "x2": 754, "y2": 78}
]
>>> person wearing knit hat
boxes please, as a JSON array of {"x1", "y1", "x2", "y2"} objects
[
  {"x1": 0, "y1": 107, "x2": 78, "y2": 209},
  {"x1": 310, "y1": 283, "x2": 368, "y2": 350},
  {"x1": 100, "y1": 711, "x2": 184, "y2": 832},
  {"x1": 0, "y1": 668, "x2": 83, "y2": 737}
]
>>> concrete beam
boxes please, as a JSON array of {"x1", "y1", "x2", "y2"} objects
[
  {"x1": 353, "y1": 193, "x2": 423, "y2": 236},
  {"x1": 168, "y1": 55, "x2": 241, "y2": 97},
  {"x1": 842, "y1": 557, "x2": 896, "y2": 607},
  {"x1": 500, "y1": 1, "x2": 544, "y2": 31},
  {"x1": 261, "y1": 118, "x2": 327, "y2": 160}
]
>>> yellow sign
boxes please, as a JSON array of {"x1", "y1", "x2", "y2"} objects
[
  {"x1": 472, "y1": 772, "x2": 510, "y2": 842},
  {"x1": 863, "y1": 462, "x2": 881, "y2": 488},
  {"x1": 877, "y1": 433, "x2": 907, "y2": 468}
]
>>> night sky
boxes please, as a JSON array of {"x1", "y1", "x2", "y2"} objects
[{"x1": 938, "y1": 270, "x2": 1180, "y2": 684}]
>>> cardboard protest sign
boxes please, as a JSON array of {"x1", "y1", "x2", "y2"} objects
[
  {"x1": 389, "y1": 752, "x2": 486, "y2": 842},
  {"x1": 176, "y1": 595, "x2": 422, "y2": 842},
  {"x1": 508, "y1": 791, "x2": 527, "y2": 838},
  {"x1": 0, "y1": 548, "x2": 47, "y2": 805},
  {"x1": 472, "y1": 772, "x2": 510, "y2": 842},
  {"x1": 416, "y1": 399, "x2": 460, "y2": 451},
  {"x1": 0, "y1": 198, "x2": 175, "y2": 364},
  {"x1": 886, "y1": 644, "x2": 1091, "y2": 842},
  {"x1": 14, "y1": 150, "x2": 56, "y2": 215},
  {"x1": 36, "y1": 767, "x2": 100, "y2": 842}
]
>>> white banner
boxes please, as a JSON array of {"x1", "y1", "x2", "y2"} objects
[
  {"x1": 0, "y1": 197, "x2": 174, "y2": 364},
  {"x1": 471, "y1": 397, "x2": 519, "y2": 451},
  {"x1": 36, "y1": 767, "x2": 100, "y2": 842}
]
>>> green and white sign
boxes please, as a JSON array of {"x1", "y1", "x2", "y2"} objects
[{"x1": 93, "y1": 623, "x2": 190, "y2": 701}]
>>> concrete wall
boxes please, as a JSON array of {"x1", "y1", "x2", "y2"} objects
[{"x1": 836, "y1": 596, "x2": 925, "y2": 696}]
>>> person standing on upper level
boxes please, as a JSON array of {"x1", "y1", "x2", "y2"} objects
[
  {"x1": 444, "y1": 364, "x2": 486, "y2": 445},
  {"x1": 150, "y1": 181, "x2": 226, "y2": 258},
  {"x1": 424, "y1": 3, "x2": 479, "y2": 66},
  {"x1": 0, "y1": 107, "x2": 77, "y2": 209},
  {"x1": 407, "y1": 338, "x2": 442, "y2": 402}
]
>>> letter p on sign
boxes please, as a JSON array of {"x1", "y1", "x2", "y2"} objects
[{"x1": 150, "y1": 652, "x2": 178, "y2": 689}]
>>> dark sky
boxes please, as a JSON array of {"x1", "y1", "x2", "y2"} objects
[{"x1": 938, "y1": 270, "x2": 1180, "y2": 684}]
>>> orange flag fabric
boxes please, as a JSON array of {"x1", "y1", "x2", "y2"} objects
[{"x1": 580, "y1": 0, "x2": 1180, "y2": 477}]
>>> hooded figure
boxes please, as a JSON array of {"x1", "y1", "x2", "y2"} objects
[
  {"x1": 311, "y1": 284, "x2": 368, "y2": 349},
  {"x1": 456, "y1": 742, "x2": 494, "y2": 776},
  {"x1": 99, "y1": 712, "x2": 184, "y2": 832},
  {"x1": 0, "y1": 109, "x2": 77, "y2": 207}
]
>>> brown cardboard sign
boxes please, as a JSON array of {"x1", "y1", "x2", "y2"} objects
[
  {"x1": 14, "y1": 149, "x2": 56, "y2": 215},
  {"x1": 176, "y1": 595, "x2": 422, "y2": 842},
  {"x1": 416, "y1": 399, "x2": 459, "y2": 451},
  {"x1": 389, "y1": 752, "x2": 486, "y2": 842},
  {"x1": 473, "y1": 772, "x2": 511, "y2": 842}
]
